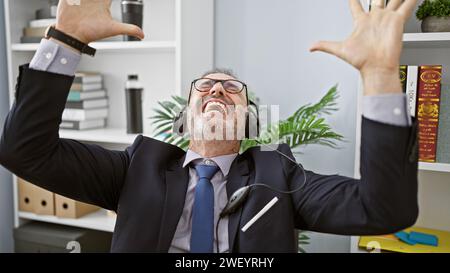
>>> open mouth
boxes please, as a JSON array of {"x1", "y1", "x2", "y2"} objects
[{"x1": 202, "y1": 99, "x2": 231, "y2": 115}]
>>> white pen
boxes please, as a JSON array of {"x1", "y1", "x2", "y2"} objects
[{"x1": 241, "y1": 197, "x2": 279, "y2": 233}]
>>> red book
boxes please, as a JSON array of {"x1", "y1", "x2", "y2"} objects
[{"x1": 417, "y1": 65, "x2": 442, "y2": 162}]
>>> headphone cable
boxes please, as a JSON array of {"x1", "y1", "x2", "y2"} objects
[
  {"x1": 253, "y1": 140, "x2": 308, "y2": 194},
  {"x1": 214, "y1": 141, "x2": 308, "y2": 253}
]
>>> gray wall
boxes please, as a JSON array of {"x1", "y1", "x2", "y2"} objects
[
  {"x1": 0, "y1": 0, "x2": 14, "y2": 252},
  {"x1": 215, "y1": 0, "x2": 360, "y2": 252}
]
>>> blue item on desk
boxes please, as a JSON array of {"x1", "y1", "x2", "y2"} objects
[
  {"x1": 409, "y1": 231, "x2": 439, "y2": 247},
  {"x1": 394, "y1": 231, "x2": 417, "y2": 245}
]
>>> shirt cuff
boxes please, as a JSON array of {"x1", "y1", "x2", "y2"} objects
[
  {"x1": 362, "y1": 93, "x2": 412, "y2": 127},
  {"x1": 29, "y1": 39, "x2": 81, "y2": 76}
]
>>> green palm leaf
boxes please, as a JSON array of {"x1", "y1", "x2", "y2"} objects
[
  {"x1": 151, "y1": 95, "x2": 189, "y2": 150},
  {"x1": 241, "y1": 85, "x2": 343, "y2": 153}
]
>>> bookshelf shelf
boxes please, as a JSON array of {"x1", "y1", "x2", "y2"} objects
[
  {"x1": 11, "y1": 40, "x2": 177, "y2": 53},
  {"x1": 59, "y1": 128, "x2": 140, "y2": 145},
  {"x1": 403, "y1": 32, "x2": 450, "y2": 48},
  {"x1": 419, "y1": 162, "x2": 450, "y2": 173},
  {"x1": 18, "y1": 210, "x2": 116, "y2": 233}
]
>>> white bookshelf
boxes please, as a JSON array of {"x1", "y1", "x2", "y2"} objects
[
  {"x1": 3, "y1": 0, "x2": 214, "y2": 233},
  {"x1": 419, "y1": 162, "x2": 450, "y2": 173},
  {"x1": 403, "y1": 32, "x2": 450, "y2": 48},
  {"x1": 59, "y1": 128, "x2": 140, "y2": 145},
  {"x1": 11, "y1": 40, "x2": 177, "y2": 52},
  {"x1": 351, "y1": 32, "x2": 450, "y2": 253},
  {"x1": 18, "y1": 210, "x2": 116, "y2": 233}
]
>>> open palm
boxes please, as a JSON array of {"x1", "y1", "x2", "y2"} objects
[
  {"x1": 56, "y1": 0, "x2": 144, "y2": 43},
  {"x1": 310, "y1": 0, "x2": 417, "y2": 75}
]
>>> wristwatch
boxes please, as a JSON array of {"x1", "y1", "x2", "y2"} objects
[{"x1": 45, "y1": 26, "x2": 96, "y2": 57}]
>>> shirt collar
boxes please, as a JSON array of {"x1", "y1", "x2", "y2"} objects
[{"x1": 182, "y1": 149, "x2": 238, "y2": 176}]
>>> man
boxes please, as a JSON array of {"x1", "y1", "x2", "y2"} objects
[{"x1": 0, "y1": 0, "x2": 418, "y2": 253}]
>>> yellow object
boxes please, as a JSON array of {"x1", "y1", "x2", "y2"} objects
[{"x1": 359, "y1": 226, "x2": 450, "y2": 253}]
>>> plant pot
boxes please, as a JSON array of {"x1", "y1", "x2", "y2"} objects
[{"x1": 421, "y1": 16, "x2": 450, "y2": 32}]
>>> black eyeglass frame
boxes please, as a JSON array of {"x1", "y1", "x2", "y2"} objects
[{"x1": 187, "y1": 78, "x2": 249, "y2": 106}]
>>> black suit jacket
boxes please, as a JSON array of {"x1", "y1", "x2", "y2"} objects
[{"x1": 0, "y1": 65, "x2": 419, "y2": 252}]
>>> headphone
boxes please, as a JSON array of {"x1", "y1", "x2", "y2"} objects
[
  {"x1": 173, "y1": 96, "x2": 303, "y2": 213},
  {"x1": 220, "y1": 141, "x2": 307, "y2": 217}
]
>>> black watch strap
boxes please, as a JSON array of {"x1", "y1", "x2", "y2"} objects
[{"x1": 46, "y1": 26, "x2": 96, "y2": 57}]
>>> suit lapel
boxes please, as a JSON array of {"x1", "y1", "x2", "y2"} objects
[
  {"x1": 157, "y1": 155, "x2": 189, "y2": 252},
  {"x1": 226, "y1": 157, "x2": 250, "y2": 252}
]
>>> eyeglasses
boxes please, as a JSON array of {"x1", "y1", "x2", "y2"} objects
[{"x1": 191, "y1": 78, "x2": 247, "y2": 94}]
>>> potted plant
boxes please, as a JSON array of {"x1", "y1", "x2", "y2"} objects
[
  {"x1": 416, "y1": 0, "x2": 450, "y2": 32},
  {"x1": 151, "y1": 85, "x2": 344, "y2": 252}
]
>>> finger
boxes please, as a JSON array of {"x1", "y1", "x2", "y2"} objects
[
  {"x1": 398, "y1": 0, "x2": 418, "y2": 19},
  {"x1": 349, "y1": 0, "x2": 364, "y2": 19},
  {"x1": 386, "y1": 0, "x2": 402, "y2": 10},
  {"x1": 309, "y1": 41, "x2": 343, "y2": 57},
  {"x1": 112, "y1": 22, "x2": 145, "y2": 40}
]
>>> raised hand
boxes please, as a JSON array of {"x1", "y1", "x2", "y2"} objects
[
  {"x1": 55, "y1": 0, "x2": 145, "y2": 44},
  {"x1": 310, "y1": 0, "x2": 418, "y2": 95}
]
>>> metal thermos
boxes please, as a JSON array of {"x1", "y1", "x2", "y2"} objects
[
  {"x1": 121, "y1": 0, "x2": 144, "y2": 41},
  {"x1": 125, "y1": 74, "x2": 143, "y2": 134}
]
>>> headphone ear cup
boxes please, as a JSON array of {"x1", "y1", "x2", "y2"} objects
[
  {"x1": 245, "y1": 113, "x2": 250, "y2": 139},
  {"x1": 172, "y1": 107, "x2": 187, "y2": 136},
  {"x1": 245, "y1": 102, "x2": 260, "y2": 139}
]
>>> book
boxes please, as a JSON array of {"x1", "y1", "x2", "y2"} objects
[
  {"x1": 67, "y1": 90, "x2": 107, "y2": 102},
  {"x1": 400, "y1": 65, "x2": 407, "y2": 93},
  {"x1": 62, "y1": 108, "x2": 108, "y2": 121},
  {"x1": 406, "y1": 65, "x2": 419, "y2": 117},
  {"x1": 65, "y1": 98, "x2": 109, "y2": 109},
  {"x1": 23, "y1": 26, "x2": 47, "y2": 37},
  {"x1": 70, "y1": 82, "x2": 103, "y2": 92},
  {"x1": 417, "y1": 65, "x2": 442, "y2": 163},
  {"x1": 60, "y1": 119, "x2": 106, "y2": 130},
  {"x1": 437, "y1": 83, "x2": 450, "y2": 163},
  {"x1": 74, "y1": 72, "x2": 103, "y2": 84},
  {"x1": 29, "y1": 18, "x2": 56, "y2": 28}
]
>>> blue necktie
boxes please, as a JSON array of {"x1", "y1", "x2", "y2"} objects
[{"x1": 190, "y1": 164, "x2": 219, "y2": 253}]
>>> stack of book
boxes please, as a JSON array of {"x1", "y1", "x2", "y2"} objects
[
  {"x1": 60, "y1": 72, "x2": 109, "y2": 131},
  {"x1": 399, "y1": 64, "x2": 447, "y2": 163},
  {"x1": 21, "y1": 1, "x2": 58, "y2": 43}
]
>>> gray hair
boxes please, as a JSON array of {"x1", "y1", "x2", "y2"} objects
[{"x1": 201, "y1": 68, "x2": 238, "y2": 79}]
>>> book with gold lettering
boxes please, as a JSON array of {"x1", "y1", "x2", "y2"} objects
[{"x1": 417, "y1": 65, "x2": 442, "y2": 162}]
